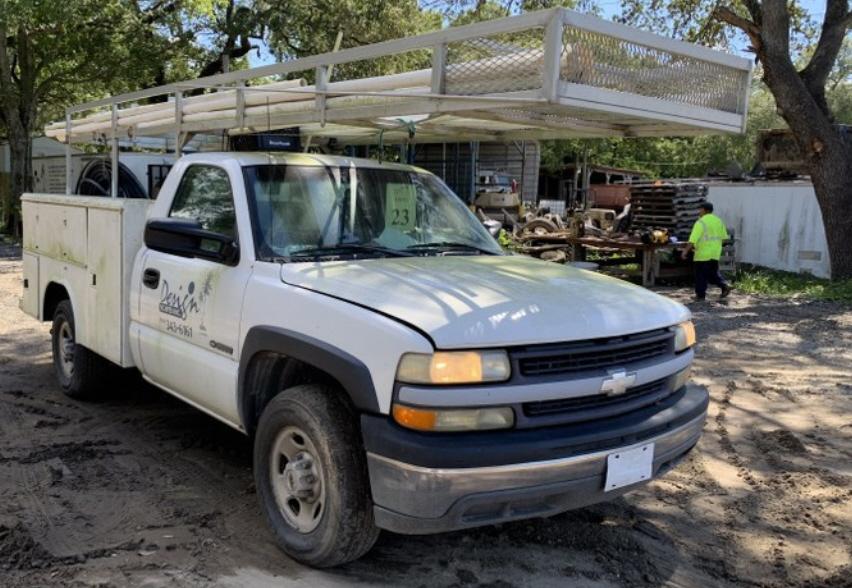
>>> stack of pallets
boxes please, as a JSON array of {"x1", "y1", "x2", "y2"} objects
[
  {"x1": 629, "y1": 182, "x2": 707, "y2": 240},
  {"x1": 720, "y1": 228, "x2": 737, "y2": 272}
]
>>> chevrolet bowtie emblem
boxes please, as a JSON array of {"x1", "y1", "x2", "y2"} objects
[{"x1": 600, "y1": 369, "x2": 637, "y2": 396}]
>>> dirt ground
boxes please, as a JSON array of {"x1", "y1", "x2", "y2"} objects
[{"x1": 1, "y1": 248, "x2": 850, "y2": 588}]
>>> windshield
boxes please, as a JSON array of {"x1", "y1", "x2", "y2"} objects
[
  {"x1": 479, "y1": 174, "x2": 512, "y2": 187},
  {"x1": 243, "y1": 164, "x2": 503, "y2": 261}
]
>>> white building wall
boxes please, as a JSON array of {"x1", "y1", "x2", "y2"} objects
[{"x1": 708, "y1": 182, "x2": 831, "y2": 279}]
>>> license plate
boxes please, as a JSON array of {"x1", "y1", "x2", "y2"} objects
[{"x1": 604, "y1": 442, "x2": 655, "y2": 492}]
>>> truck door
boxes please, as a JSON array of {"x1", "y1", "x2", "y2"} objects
[{"x1": 135, "y1": 164, "x2": 249, "y2": 424}]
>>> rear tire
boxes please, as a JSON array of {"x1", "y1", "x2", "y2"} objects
[
  {"x1": 254, "y1": 384, "x2": 379, "y2": 567},
  {"x1": 51, "y1": 300, "x2": 109, "y2": 399}
]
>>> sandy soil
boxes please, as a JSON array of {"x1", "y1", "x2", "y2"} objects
[{"x1": 1, "y1": 249, "x2": 850, "y2": 588}]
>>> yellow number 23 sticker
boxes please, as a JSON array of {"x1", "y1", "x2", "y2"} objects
[{"x1": 385, "y1": 183, "x2": 417, "y2": 231}]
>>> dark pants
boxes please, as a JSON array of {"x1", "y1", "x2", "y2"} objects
[{"x1": 694, "y1": 260, "x2": 728, "y2": 298}]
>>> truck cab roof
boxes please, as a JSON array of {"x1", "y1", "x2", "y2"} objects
[{"x1": 178, "y1": 151, "x2": 428, "y2": 174}]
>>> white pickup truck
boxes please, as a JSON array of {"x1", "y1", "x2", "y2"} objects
[{"x1": 21, "y1": 151, "x2": 705, "y2": 567}]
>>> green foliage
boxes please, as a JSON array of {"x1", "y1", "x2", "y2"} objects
[
  {"x1": 497, "y1": 228, "x2": 517, "y2": 250},
  {"x1": 262, "y1": 0, "x2": 442, "y2": 81},
  {"x1": 539, "y1": 76, "x2": 852, "y2": 180},
  {"x1": 434, "y1": 0, "x2": 584, "y2": 21},
  {"x1": 0, "y1": 0, "x2": 224, "y2": 128},
  {"x1": 615, "y1": 0, "x2": 818, "y2": 54},
  {"x1": 733, "y1": 265, "x2": 852, "y2": 304}
]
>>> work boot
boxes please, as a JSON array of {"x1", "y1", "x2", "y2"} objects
[{"x1": 720, "y1": 286, "x2": 732, "y2": 299}]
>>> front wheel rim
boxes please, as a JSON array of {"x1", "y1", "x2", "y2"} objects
[
  {"x1": 57, "y1": 320, "x2": 75, "y2": 381},
  {"x1": 270, "y1": 426, "x2": 326, "y2": 533}
]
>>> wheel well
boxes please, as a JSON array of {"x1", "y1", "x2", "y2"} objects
[
  {"x1": 242, "y1": 352, "x2": 350, "y2": 435},
  {"x1": 43, "y1": 282, "x2": 69, "y2": 321}
]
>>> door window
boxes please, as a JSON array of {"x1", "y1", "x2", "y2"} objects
[
  {"x1": 169, "y1": 165, "x2": 237, "y2": 237},
  {"x1": 148, "y1": 164, "x2": 173, "y2": 199}
]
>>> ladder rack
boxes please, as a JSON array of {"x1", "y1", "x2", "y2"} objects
[{"x1": 46, "y1": 8, "x2": 752, "y2": 194}]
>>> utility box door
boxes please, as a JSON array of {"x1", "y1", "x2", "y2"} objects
[
  {"x1": 86, "y1": 207, "x2": 123, "y2": 364},
  {"x1": 33, "y1": 203, "x2": 87, "y2": 266},
  {"x1": 21, "y1": 252, "x2": 39, "y2": 318}
]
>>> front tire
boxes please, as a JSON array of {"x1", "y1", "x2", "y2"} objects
[
  {"x1": 254, "y1": 384, "x2": 379, "y2": 567},
  {"x1": 51, "y1": 300, "x2": 108, "y2": 399}
]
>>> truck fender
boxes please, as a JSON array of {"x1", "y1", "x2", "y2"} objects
[
  {"x1": 42, "y1": 279, "x2": 79, "y2": 324},
  {"x1": 238, "y1": 326, "x2": 380, "y2": 429}
]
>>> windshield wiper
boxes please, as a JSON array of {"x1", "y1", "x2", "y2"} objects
[
  {"x1": 405, "y1": 242, "x2": 499, "y2": 255},
  {"x1": 284, "y1": 243, "x2": 414, "y2": 261}
]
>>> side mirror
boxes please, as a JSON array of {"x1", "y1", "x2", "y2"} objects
[{"x1": 144, "y1": 218, "x2": 239, "y2": 265}]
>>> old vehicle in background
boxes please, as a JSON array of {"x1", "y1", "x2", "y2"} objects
[
  {"x1": 756, "y1": 125, "x2": 850, "y2": 177},
  {"x1": 473, "y1": 170, "x2": 522, "y2": 226}
]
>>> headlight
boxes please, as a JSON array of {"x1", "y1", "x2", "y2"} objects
[
  {"x1": 673, "y1": 321, "x2": 696, "y2": 352},
  {"x1": 396, "y1": 350, "x2": 511, "y2": 385},
  {"x1": 392, "y1": 404, "x2": 514, "y2": 432},
  {"x1": 671, "y1": 367, "x2": 691, "y2": 391}
]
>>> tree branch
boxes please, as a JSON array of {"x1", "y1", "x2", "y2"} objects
[
  {"x1": 799, "y1": 0, "x2": 851, "y2": 106},
  {"x1": 712, "y1": 6, "x2": 762, "y2": 52},
  {"x1": 141, "y1": 0, "x2": 181, "y2": 25}
]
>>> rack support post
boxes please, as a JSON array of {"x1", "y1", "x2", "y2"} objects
[
  {"x1": 111, "y1": 104, "x2": 118, "y2": 198},
  {"x1": 316, "y1": 66, "x2": 328, "y2": 127},
  {"x1": 542, "y1": 13, "x2": 563, "y2": 103},
  {"x1": 65, "y1": 113, "x2": 72, "y2": 195},
  {"x1": 236, "y1": 82, "x2": 246, "y2": 130},
  {"x1": 175, "y1": 91, "x2": 184, "y2": 157},
  {"x1": 431, "y1": 44, "x2": 446, "y2": 94}
]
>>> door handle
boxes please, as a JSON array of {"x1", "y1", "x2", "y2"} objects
[{"x1": 143, "y1": 268, "x2": 160, "y2": 289}]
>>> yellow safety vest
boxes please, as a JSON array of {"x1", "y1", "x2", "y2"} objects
[{"x1": 689, "y1": 213, "x2": 729, "y2": 261}]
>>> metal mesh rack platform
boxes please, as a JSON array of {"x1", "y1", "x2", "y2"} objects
[{"x1": 46, "y1": 8, "x2": 752, "y2": 152}]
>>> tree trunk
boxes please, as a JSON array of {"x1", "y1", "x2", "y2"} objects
[
  {"x1": 4, "y1": 131, "x2": 32, "y2": 237},
  {"x1": 760, "y1": 56, "x2": 852, "y2": 280},
  {"x1": 807, "y1": 139, "x2": 852, "y2": 279},
  {"x1": 713, "y1": 2, "x2": 852, "y2": 279}
]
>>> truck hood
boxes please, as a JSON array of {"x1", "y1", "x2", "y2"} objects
[{"x1": 279, "y1": 255, "x2": 690, "y2": 349}]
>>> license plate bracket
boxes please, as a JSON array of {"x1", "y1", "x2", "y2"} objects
[{"x1": 604, "y1": 442, "x2": 655, "y2": 492}]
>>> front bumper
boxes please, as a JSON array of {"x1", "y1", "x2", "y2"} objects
[{"x1": 363, "y1": 383, "x2": 708, "y2": 534}]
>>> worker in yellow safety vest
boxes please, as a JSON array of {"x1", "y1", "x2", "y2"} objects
[{"x1": 686, "y1": 202, "x2": 731, "y2": 301}]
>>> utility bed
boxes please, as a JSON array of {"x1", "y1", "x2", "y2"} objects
[{"x1": 21, "y1": 194, "x2": 149, "y2": 367}]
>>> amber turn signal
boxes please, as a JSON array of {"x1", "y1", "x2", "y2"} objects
[{"x1": 392, "y1": 403, "x2": 514, "y2": 432}]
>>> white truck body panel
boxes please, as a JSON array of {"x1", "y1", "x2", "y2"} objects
[
  {"x1": 243, "y1": 262, "x2": 434, "y2": 415},
  {"x1": 126, "y1": 153, "x2": 436, "y2": 423},
  {"x1": 129, "y1": 156, "x2": 254, "y2": 428},
  {"x1": 21, "y1": 194, "x2": 150, "y2": 367},
  {"x1": 20, "y1": 252, "x2": 40, "y2": 317},
  {"x1": 280, "y1": 255, "x2": 690, "y2": 349}
]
